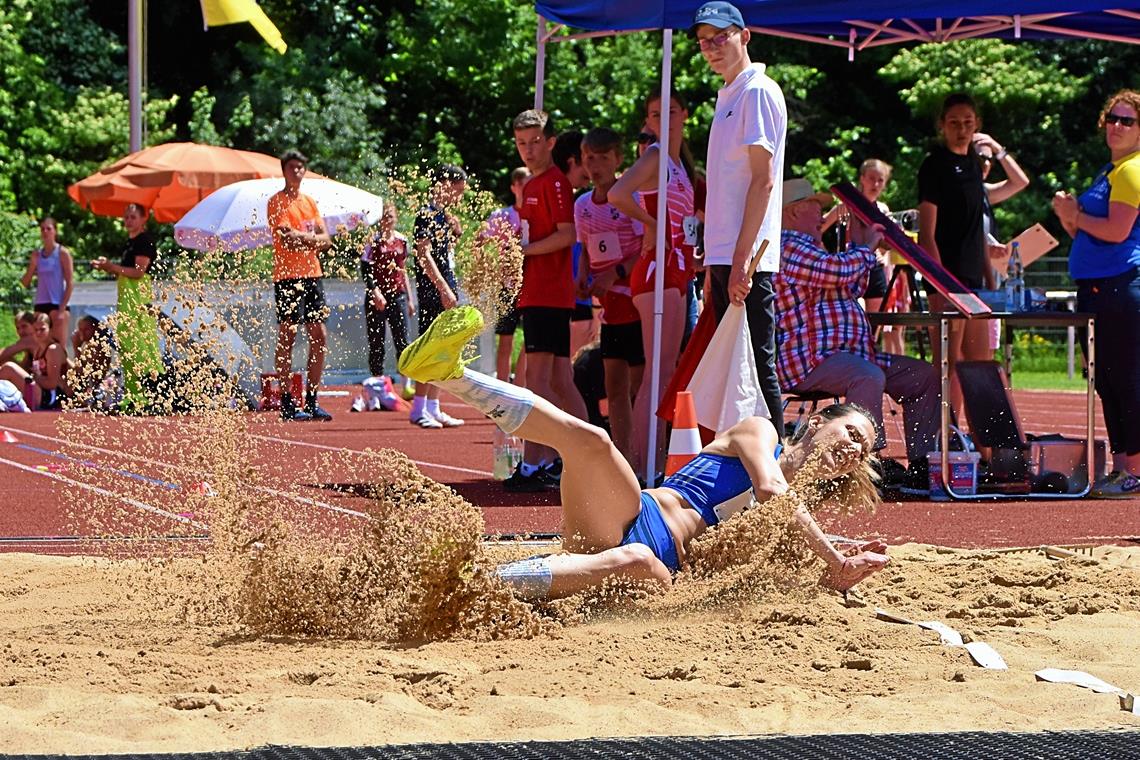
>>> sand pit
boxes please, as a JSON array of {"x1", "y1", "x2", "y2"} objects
[{"x1": 1, "y1": 544, "x2": 1138, "y2": 753}]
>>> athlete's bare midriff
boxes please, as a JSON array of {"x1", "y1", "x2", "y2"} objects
[{"x1": 644, "y1": 487, "x2": 709, "y2": 569}]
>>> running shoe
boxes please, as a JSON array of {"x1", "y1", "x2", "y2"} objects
[
  {"x1": 543, "y1": 457, "x2": 563, "y2": 483},
  {"x1": 503, "y1": 463, "x2": 558, "y2": 492},
  {"x1": 872, "y1": 458, "x2": 907, "y2": 490},
  {"x1": 410, "y1": 413, "x2": 443, "y2": 429},
  {"x1": 305, "y1": 393, "x2": 333, "y2": 422},
  {"x1": 1090, "y1": 470, "x2": 1140, "y2": 499},
  {"x1": 431, "y1": 409, "x2": 466, "y2": 427},
  {"x1": 898, "y1": 459, "x2": 930, "y2": 496},
  {"x1": 280, "y1": 393, "x2": 312, "y2": 422},
  {"x1": 397, "y1": 306, "x2": 484, "y2": 383}
]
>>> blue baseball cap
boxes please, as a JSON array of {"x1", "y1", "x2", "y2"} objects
[{"x1": 692, "y1": 1, "x2": 745, "y2": 31}]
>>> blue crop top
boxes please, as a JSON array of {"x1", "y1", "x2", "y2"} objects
[{"x1": 659, "y1": 445, "x2": 781, "y2": 526}]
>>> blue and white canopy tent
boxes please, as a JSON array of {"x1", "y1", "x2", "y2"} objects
[{"x1": 530, "y1": 0, "x2": 1140, "y2": 480}]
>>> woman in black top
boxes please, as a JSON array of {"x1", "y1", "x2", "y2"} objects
[
  {"x1": 92, "y1": 202, "x2": 162, "y2": 413},
  {"x1": 917, "y1": 93, "x2": 1013, "y2": 423}
]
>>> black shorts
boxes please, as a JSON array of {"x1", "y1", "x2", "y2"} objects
[
  {"x1": 34, "y1": 303, "x2": 62, "y2": 314},
  {"x1": 521, "y1": 307, "x2": 572, "y2": 357},
  {"x1": 864, "y1": 262, "x2": 888, "y2": 300},
  {"x1": 571, "y1": 302, "x2": 594, "y2": 322},
  {"x1": 416, "y1": 275, "x2": 458, "y2": 333},
  {"x1": 600, "y1": 321, "x2": 644, "y2": 365},
  {"x1": 495, "y1": 307, "x2": 522, "y2": 336},
  {"x1": 274, "y1": 278, "x2": 328, "y2": 325}
]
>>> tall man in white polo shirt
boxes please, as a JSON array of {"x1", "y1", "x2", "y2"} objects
[{"x1": 693, "y1": 1, "x2": 787, "y2": 439}]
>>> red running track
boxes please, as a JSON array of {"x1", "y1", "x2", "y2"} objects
[{"x1": 0, "y1": 388, "x2": 1136, "y2": 555}]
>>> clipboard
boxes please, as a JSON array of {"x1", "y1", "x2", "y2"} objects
[{"x1": 989, "y1": 223, "x2": 1059, "y2": 271}]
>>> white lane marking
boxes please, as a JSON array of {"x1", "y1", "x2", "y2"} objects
[
  {"x1": 0, "y1": 424, "x2": 368, "y2": 520},
  {"x1": 0, "y1": 453, "x2": 207, "y2": 531},
  {"x1": 244, "y1": 430, "x2": 494, "y2": 477}
]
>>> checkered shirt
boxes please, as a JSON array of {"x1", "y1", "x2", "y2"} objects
[{"x1": 773, "y1": 230, "x2": 890, "y2": 390}]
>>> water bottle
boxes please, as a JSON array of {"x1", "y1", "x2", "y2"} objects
[
  {"x1": 492, "y1": 428, "x2": 512, "y2": 480},
  {"x1": 1005, "y1": 241, "x2": 1024, "y2": 312}
]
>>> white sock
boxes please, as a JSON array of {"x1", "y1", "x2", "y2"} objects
[
  {"x1": 410, "y1": 395, "x2": 427, "y2": 419},
  {"x1": 438, "y1": 368, "x2": 536, "y2": 433},
  {"x1": 426, "y1": 398, "x2": 441, "y2": 417}
]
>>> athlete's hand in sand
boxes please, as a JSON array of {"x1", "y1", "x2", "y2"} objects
[
  {"x1": 819, "y1": 551, "x2": 890, "y2": 592},
  {"x1": 833, "y1": 538, "x2": 889, "y2": 557}
]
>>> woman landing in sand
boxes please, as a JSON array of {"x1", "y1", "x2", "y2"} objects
[{"x1": 399, "y1": 307, "x2": 891, "y2": 602}]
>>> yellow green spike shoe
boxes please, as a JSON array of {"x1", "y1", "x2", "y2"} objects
[{"x1": 398, "y1": 306, "x2": 484, "y2": 383}]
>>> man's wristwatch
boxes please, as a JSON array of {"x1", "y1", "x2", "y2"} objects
[{"x1": 615, "y1": 263, "x2": 628, "y2": 278}]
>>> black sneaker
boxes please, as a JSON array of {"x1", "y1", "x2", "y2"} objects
[
  {"x1": 873, "y1": 458, "x2": 908, "y2": 490},
  {"x1": 305, "y1": 392, "x2": 333, "y2": 422},
  {"x1": 280, "y1": 393, "x2": 312, "y2": 422},
  {"x1": 543, "y1": 457, "x2": 563, "y2": 483},
  {"x1": 503, "y1": 464, "x2": 557, "y2": 493},
  {"x1": 899, "y1": 459, "x2": 930, "y2": 496}
]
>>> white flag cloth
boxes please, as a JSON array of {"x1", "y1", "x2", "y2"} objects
[{"x1": 687, "y1": 303, "x2": 769, "y2": 433}]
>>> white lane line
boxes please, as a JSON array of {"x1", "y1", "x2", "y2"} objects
[
  {"x1": 0, "y1": 453, "x2": 208, "y2": 531},
  {"x1": 0, "y1": 424, "x2": 367, "y2": 520},
  {"x1": 244, "y1": 430, "x2": 494, "y2": 477}
]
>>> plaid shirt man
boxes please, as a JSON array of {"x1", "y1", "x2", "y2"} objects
[{"x1": 773, "y1": 230, "x2": 891, "y2": 390}]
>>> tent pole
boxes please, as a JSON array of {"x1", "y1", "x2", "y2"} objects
[
  {"x1": 646, "y1": 29, "x2": 673, "y2": 484},
  {"x1": 128, "y1": 0, "x2": 143, "y2": 151},
  {"x1": 535, "y1": 15, "x2": 547, "y2": 110}
]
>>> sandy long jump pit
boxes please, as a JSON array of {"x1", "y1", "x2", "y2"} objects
[{"x1": 1, "y1": 430, "x2": 1139, "y2": 754}]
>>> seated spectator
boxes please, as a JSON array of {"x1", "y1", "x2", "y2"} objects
[
  {"x1": 773, "y1": 179, "x2": 940, "y2": 491},
  {"x1": 0, "y1": 313, "x2": 71, "y2": 409},
  {"x1": 67, "y1": 315, "x2": 116, "y2": 406},
  {"x1": 0, "y1": 311, "x2": 38, "y2": 372}
]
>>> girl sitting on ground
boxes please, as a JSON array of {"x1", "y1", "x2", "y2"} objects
[
  {"x1": 398, "y1": 306, "x2": 891, "y2": 601},
  {"x1": 0, "y1": 313, "x2": 72, "y2": 409}
]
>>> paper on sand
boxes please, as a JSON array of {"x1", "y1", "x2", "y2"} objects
[{"x1": 876, "y1": 609, "x2": 1007, "y2": 669}]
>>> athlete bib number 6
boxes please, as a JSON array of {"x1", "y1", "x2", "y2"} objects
[
  {"x1": 682, "y1": 215, "x2": 700, "y2": 247},
  {"x1": 587, "y1": 231, "x2": 622, "y2": 266}
]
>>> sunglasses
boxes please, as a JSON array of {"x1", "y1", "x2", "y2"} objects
[
  {"x1": 637, "y1": 132, "x2": 656, "y2": 145},
  {"x1": 1105, "y1": 112, "x2": 1138, "y2": 128},
  {"x1": 697, "y1": 29, "x2": 739, "y2": 51}
]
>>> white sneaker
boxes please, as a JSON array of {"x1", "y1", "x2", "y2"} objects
[
  {"x1": 431, "y1": 409, "x2": 465, "y2": 427},
  {"x1": 410, "y1": 413, "x2": 443, "y2": 429},
  {"x1": 350, "y1": 395, "x2": 366, "y2": 413}
]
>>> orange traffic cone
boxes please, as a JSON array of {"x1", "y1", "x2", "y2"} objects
[
  {"x1": 1, "y1": 430, "x2": 19, "y2": 443},
  {"x1": 665, "y1": 391, "x2": 701, "y2": 476}
]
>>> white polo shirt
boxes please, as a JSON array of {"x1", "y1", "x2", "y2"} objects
[{"x1": 704, "y1": 62, "x2": 786, "y2": 272}]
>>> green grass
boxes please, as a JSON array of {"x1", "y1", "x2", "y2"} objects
[
  {"x1": 1009, "y1": 370, "x2": 1089, "y2": 392},
  {"x1": 0, "y1": 315, "x2": 16, "y2": 347}
]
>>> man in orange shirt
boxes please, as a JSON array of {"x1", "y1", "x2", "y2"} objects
[{"x1": 268, "y1": 150, "x2": 334, "y2": 421}]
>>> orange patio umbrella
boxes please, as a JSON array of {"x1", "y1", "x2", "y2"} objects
[{"x1": 67, "y1": 142, "x2": 292, "y2": 223}]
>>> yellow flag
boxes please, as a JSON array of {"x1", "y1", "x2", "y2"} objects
[{"x1": 200, "y1": 0, "x2": 287, "y2": 54}]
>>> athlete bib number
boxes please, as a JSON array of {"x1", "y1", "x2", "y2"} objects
[
  {"x1": 682, "y1": 215, "x2": 700, "y2": 247},
  {"x1": 587, "y1": 231, "x2": 622, "y2": 266}
]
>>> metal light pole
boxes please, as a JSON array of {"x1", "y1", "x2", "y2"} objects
[{"x1": 128, "y1": 0, "x2": 144, "y2": 151}]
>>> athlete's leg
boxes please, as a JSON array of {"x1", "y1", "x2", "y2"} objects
[
  {"x1": 496, "y1": 544, "x2": 671, "y2": 601},
  {"x1": 400, "y1": 307, "x2": 642, "y2": 550}
]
